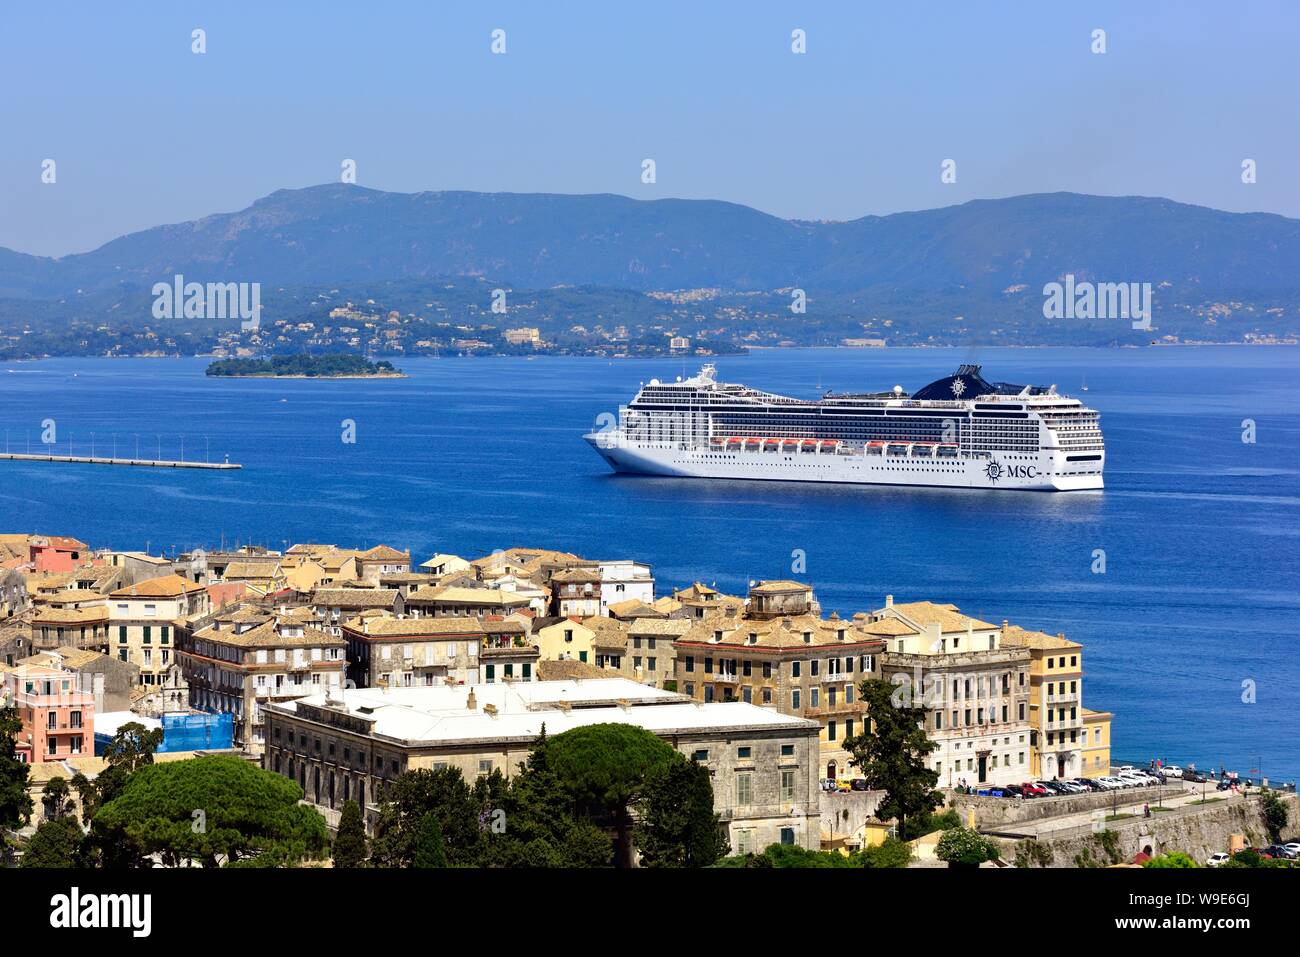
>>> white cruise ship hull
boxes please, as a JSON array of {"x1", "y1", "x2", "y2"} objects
[{"x1": 585, "y1": 433, "x2": 1103, "y2": 492}]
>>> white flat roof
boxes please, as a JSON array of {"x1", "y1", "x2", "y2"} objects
[
  {"x1": 94, "y1": 711, "x2": 162, "y2": 736},
  {"x1": 276, "y1": 677, "x2": 816, "y2": 745}
]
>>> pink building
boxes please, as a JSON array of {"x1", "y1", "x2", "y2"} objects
[
  {"x1": 29, "y1": 535, "x2": 90, "y2": 574},
  {"x1": 2, "y1": 664, "x2": 94, "y2": 763}
]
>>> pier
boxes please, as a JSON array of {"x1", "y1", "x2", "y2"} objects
[{"x1": 0, "y1": 452, "x2": 240, "y2": 470}]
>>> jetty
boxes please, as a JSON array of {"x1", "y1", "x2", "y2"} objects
[{"x1": 0, "y1": 453, "x2": 240, "y2": 470}]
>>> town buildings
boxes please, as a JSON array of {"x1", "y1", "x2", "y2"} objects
[
  {"x1": 107, "y1": 574, "x2": 210, "y2": 686},
  {"x1": 263, "y1": 677, "x2": 822, "y2": 851},
  {"x1": 178, "y1": 605, "x2": 347, "y2": 750},
  {"x1": 1, "y1": 663, "x2": 94, "y2": 763},
  {"x1": 873, "y1": 597, "x2": 1033, "y2": 789}
]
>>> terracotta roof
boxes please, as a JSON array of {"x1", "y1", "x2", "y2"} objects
[
  {"x1": 358, "y1": 545, "x2": 409, "y2": 562},
  {"x1": 311, "y1": 588, "x2": 398, "y2": 607},
  {"x1": 109, "y1": 574, "x2": 204, "y2": 599},
  {"x1": 1000, "y1": 624, "x2": 1081, "y2": 651},
  {"x1": 407, "y1": 585, "x2": 530, "y2": 606},
  {"x1": 884, "y1": 601, "x2": 998, "y2": 633},
  {"x1": 676, "y1": 612, "x2": 889, "y2": 652},
  {"x1": 537, "y1": 658, "x2": 609, "y2": 681},
  {"x1": 193, "y1": 619, "x2": 345, "y2": 648},
  {"x1": 750, "y1": 580, "x2": 811, "y2": 594},
  {"x1": 342, "y1": 615, "x2": 485, "y2": 638}
]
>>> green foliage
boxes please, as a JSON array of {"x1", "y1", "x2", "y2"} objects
[
  {"x1": 1014, "y1": 839, "x2": 1055, "y2": 868},
  {"x1": 206, "y1": 354, "x2": 399, "y2": 377},
  {"x1": 332, "y1": 800, "x2": 367, "y2": 868},
  {"x1": 92, "y1": 754, "x2": 327, "y2": 867},
  {"x1": 635, "y1": 753, "x2": 727, "y2": 868},
  {"x1": 41, "y1": 776, "x2": 75, "y2": 821},
  {"x1": 1259, "y1": 791, "x2": 1289, "y2": 844},
  {"x1": 413, "y1": 813, "x2": 448, "y2": 868},
  {"x1": 859, "y1": 836, "x2": 914, "y2": 868},
  {"x1": 547, "y1": 723, "x2": 676, "y2": 867},
  {"x1": 841, "y1": 678, "x2": 943, "y2": 839},
  {"x1": 20, "y1": 818, "x2": 88, "y2": 868},
  {"x1": 1096, "y1": 828, "x2": 1123, "y2": 865},
  {"x1": 369, "y1": 766, "x2": 486, "y2": 867},
  {"x1": 1143, "y1": 851, "x2": 1198, "y2": 868},
  {"x1": 484, "y1": 728, "x2": 612, "y2": 868},
  {"x1": 715, "y1": 843, "x2": 862, "y2": 868},
  {"x1": 935, "y1": 826, "x2": 1001, "y2": 867},
  {"x1": 0, "y1": 705, "x2": 32, "y2": 830}
]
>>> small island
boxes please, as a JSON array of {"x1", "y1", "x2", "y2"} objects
[{"x1": 205, "y1": 354, "x2": 404, "y2": 378}]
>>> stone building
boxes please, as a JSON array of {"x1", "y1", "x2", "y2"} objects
[
  {"x1": 873, "y1": 597, "x2": 1033, "y2": 789},
  {"x1": 263, "y1": 677, "x2": 822, "y2": 852}
]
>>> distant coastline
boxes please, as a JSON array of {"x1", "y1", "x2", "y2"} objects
[{"x1": 205, "y1": 355, "x2": 405, "y2": 378}]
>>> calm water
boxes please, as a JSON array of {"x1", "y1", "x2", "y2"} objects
[{"x1": 2, "y1": 347, "x2": 1298, "y2": 779}]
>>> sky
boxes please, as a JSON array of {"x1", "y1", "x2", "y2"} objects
[{"x1": 1, "y1": 0, "x2": 1297, "y2": 257}]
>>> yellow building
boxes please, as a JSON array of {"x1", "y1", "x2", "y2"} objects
[
  {"x1": 1000, "y1": 623, "x2": 1099, "y2": 780},
  {"x1": 1082, "y1": 707, "x2": 1113, "y2": 777},
  {"x1": 534, "y1": 617, "x2": 597, "y2": 665}
]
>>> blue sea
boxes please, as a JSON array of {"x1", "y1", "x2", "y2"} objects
[{"x1": 2, "y1": 347, "x2": 1297, "y2": 780}]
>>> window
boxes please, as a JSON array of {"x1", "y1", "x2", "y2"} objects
[
  {"x1": 685, "y1": 656, "x2": 695, "y2": 673},
  {"x1": 791, "y1": 661, "x2": 800, "y2": 678},
  {"x1": 780, "y1": 827, "x2": 795, "y2": 846},
  {"x1": 479, "y1": 760, "x2": 493, "y2": 775},
  {"x1": 737, "y1": 746, "x2": 751, "y2": 759},
  {"x1": 846, "y1": 718, "x2": 854, "y2": 737},
  {"x1": 827, "y1": 720, "x2": 837, "y2": 742},
  {"x1": 780, "y1": 744, "x2": 794, "y2": 757},
  {"x1": 142, "y1": 626, "x2": 151, "y2": 644},
  {"x1": 780, "y1": 770, "x2": 796, "y2": 803},
  {"x1": 692, "y1": 749, "x2": 709, "y2": 761},
  {"x1": 791, "y1": 690, "x2": 801, "y2": 710},
  {"x1": 118, "y1": 626, "x2": 127, "y2": 643},
  {"x1": 736, "y1": 771, "x2": 753, "y2": 805}
]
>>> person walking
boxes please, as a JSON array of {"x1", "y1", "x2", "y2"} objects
[{"x1": 1143, "y1": 803, "x2": 1151, "y2": 818}]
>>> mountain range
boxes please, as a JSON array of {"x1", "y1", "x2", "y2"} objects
[{"x1": 3, "y1": 185, "x2": 1298, "y2": 302}]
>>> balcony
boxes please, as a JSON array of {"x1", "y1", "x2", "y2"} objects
[{"x1": 712, "y1": 673, "x2": 738, "y2": 683}]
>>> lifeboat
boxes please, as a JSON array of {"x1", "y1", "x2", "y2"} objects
[
  {"x1": 710, "y1": 436, "x2": 725, "y2": 446},
  {"x1": 782, "y1": 438, "x2": 799, "y2": 449},
  {"x1": 744, "y1": 437, "x2": 761, "y2": 448}
]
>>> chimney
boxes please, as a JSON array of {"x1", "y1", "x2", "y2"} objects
[
  {"x1": 466, "y1": 689, "x2": 477, "y2": 710},
  {"x1": 884, "y1": 594, "x2": 893, "y2": 608}
]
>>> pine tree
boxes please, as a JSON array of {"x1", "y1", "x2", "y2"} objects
[
  {"x1": 332, "y1": 800, "x2": 367, "y2": 868},
  {"x1": 412, "y1": 813, "x2": 448, "y2": 868},
  {"x1": 636, "y1": 754, "x2": 727, "y2": 867},
  {"x1": 0, "y1": 705, "x2": 32, "y2": 833},
  {"x1": 841, "y1": 677, "x2": 943, "y2": 840}
]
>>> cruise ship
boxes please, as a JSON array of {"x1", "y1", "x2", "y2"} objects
[{"x1": 584, "y1": 363, "x2": 1104, "y2": 491}]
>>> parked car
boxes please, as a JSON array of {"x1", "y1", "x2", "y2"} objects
[
  {"x1": 1002, "y1": 784, "x2": 1024, "y2": 798},
  {"x1": 1060, "y1": 780, "x2": 1089, "y2": 794},
  {"x1": 820, "y1": 778, "x2": 837, "y2": 792},
  {"x1": 1184, "y1": 770, "x2": 1208, "y2": 784},
  {"x1": 1205, "y1": 852, "x2": 1230, "y2": 868},
  {"x1": 1120, "y1": 771, "x2": 1158, "y2": 787},
  {"x1": 1163, "y1": 766, "x2": 1184, "y2": 779},
  {"x1": 1038, "y1": 780, "x2": 1069, "y2": 795},
  {"x1": 1265, "y1": 844, "x2": 1298, "y2": 860},
  {"x1": 1075, "y1": 778, "x2": 1101, "y2": 792},
  {"x1": 1095, "y1": 777, "x2": 1122, "y2": 791},
  {"x1": 1021, "y1": 782, "x2": 1048, "y2": 797},
  {"x1": 835, "y1": 779, "x2": 854, "y2": 792},
  {"x1": 1216, "y1": 779, "x2": 1236, "y2": 791},
  {"x1": 1284, "y1": 842, "x2": 1300, "y2": 857},
  {"x1": 850, "y1": 778, "x2": 868, "y2": 792}
]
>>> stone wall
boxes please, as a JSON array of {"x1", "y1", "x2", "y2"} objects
[
  {"x1": 997, "y1": 793, "x2": 1299, "y2": 868},
  {"x1": 953, "y1": 784, "x2": 1184, "y2": 830}
]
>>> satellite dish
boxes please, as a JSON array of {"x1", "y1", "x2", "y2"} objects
[{"x1": 893, "y1": 385, "x2": 903, "y2": 395}]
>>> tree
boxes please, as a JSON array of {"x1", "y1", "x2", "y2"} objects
[
  {"x1": 20, "y1": 817, "x2": 87, "y2": 868},
  {"x1": 1143, "y1": 851, "x2": 1198, "y2": 868},
  {"x1": 486, "y1": 727, "x2": 612, "y2": 868},
  {"x1": 859, "y1": 836, "x2": 914, "y2": 868},
  {"x1": 0, "y1": 704, "x2": 32, "y2": 833},
  {"x1": 68, "y1": 772, "x2": 98, "y2": 824},
  {"x1": 92, "y1": 754, "x2": 327, "y2": 867},
  {"x1": 42, "y1": 776, "x2": 75, "y2": 821},
  {"x1": 841, "y1": 677, "x2": 943, "y2": 840},
  {"x1": 1260, "y1": 791, "x2": 1289, "y2": 844},
  {"x1": 636, "y1": 753, "x2": 727, "y2": 867},
  {"x1": 332, "y1": 800, "x2": 367, "y2": 868},
  {"x1": 412, "y1": 813, "x2": 448, "y2": 868},
  {"x1": 369, "y1": 766, "x2": 484, "y2": 867},
  {"x1": 547, "y1": 723, "x2": 676, "y2": 867},
  {"x1": 935, "y1": 826, "x2": 1001, "y2": 868}
]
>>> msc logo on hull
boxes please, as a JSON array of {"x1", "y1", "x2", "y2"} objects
[{"x1": 985, "y1": 460, "x2": 1039, "y2": 483}]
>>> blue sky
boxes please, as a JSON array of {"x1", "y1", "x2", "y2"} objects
[{"x1": 1, "y1": 0, "x2": 1297, "y2": 256}]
